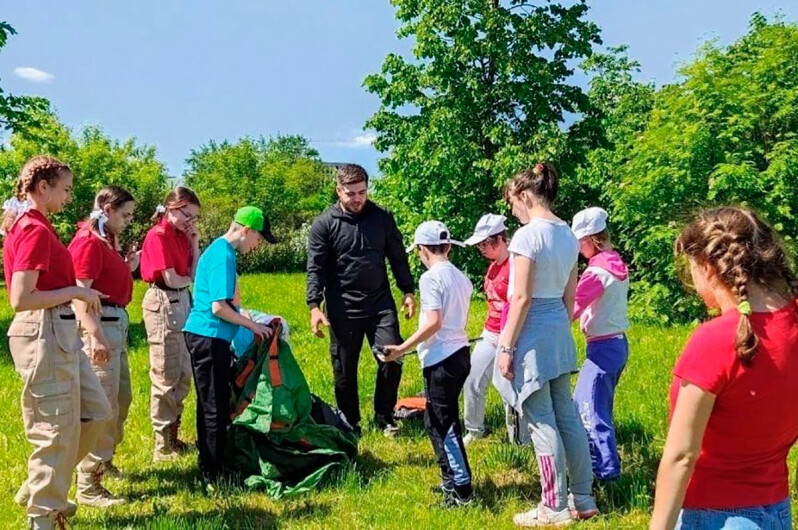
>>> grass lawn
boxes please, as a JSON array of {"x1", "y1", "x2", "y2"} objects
[{"x1": 0, "y1": 272, "x2": 795, "y2": 528}]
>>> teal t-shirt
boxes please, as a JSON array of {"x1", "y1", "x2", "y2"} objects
[{"x1": 183, "y1": 237, "x2": 239, "y2": 342}]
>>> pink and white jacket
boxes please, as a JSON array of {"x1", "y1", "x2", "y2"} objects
[{"x1": 573, "y1": 250, "x2": 629, "y2": 340}]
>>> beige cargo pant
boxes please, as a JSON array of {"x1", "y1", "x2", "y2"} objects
[
  {"x1": 7, "y1": 305, "x2": 112, "y2": 518},
  {"x1": 76, "y1": 306, "x2": 130, "y2": 474},
  {"x1": 142, "y1": 287, "x2": 192, "y2": 436}
]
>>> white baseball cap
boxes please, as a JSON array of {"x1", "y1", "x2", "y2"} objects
[
  {"x1": 406, "y1": 220, "x2": 465, "y2": 253},
  {"x1": 572, "y1": 207, "x2": 609, "y2": 240},
  {"x1": 464, "y1": 214, "x2": 508, "y2": 246}
]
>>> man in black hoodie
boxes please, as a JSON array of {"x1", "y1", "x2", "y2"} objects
[{"x1": 306, "y1": 164, "x2": 415, "y2": 437}]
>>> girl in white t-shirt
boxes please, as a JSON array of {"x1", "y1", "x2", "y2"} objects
[{"x1": 495, "y1": 163, "x2": 598, "y2": 527}]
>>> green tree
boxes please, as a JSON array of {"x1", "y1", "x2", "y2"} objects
[
  {"x1": 0, "y1": 109, "x2": 171, "y2": 246},
  {"x1": 0, "y1": 22, "x2": 48, "y2": 135},
  {"x1": 183, "y1": 134, "x2": 334, "y2": 272},
  {"x1": 605, "y1": 14, "x2": 798, "y2": 322},
  {"x1": 365, "y1": 0, "x2": 601, "y2": 277}
]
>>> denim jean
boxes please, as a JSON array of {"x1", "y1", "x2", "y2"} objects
[{"x1": 676, "y1": 498, "x2": 791, "y2": 529}]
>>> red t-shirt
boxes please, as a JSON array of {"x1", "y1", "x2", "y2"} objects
[
  {"x1": 140, "y1": 217, "x2": 192, "y2": 283},
  {"x1": 3, "y1": 210, "x2": 76, "y2": 292},
  {"x1": 483, "y1": 257, "x2": 510, "y2": 333},
  {"x1": 669, "y1": 302, "x2": 798, "y2": 509},
  {"x1": 68, "y1": 225, "x2": 134, "y2": 306}
]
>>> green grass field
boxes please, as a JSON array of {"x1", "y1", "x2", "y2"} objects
[{"x1": 0, "y1": 273, "x2": 795, "y2": 529}]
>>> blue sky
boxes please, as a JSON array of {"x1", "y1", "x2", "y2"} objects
[{"x1": 2, "y1": 1, "x2": 796, "y2": 178}]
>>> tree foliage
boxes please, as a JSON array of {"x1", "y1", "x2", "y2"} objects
[
  {"x1": 0, "y1": 109, "x2": 171, "y2": 247},
  {"x1": 0, "y1": 22, "x2": 48, "y2": 135},
  {"x1": 365, "y1": 0, "x2": 601, "y2": 277}
]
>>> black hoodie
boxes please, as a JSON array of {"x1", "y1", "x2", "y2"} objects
[{"x1": 306, "y1": 201, "x2": 414, "y2": 318}]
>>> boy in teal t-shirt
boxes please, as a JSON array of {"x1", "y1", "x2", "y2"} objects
[{"x1": 183, "y1": 206, "x2": 278, "y2": 486}]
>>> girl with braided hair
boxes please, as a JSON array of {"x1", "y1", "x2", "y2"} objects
[
  {"x1": 652, "y1": 206, "x2": 798, "y2": 530},
  {"x1": 68, "y1": 186, "x2": 137, "y2": 507},
  {"x1": 3, "y1": 156, "x2": 111, "y2": 530}
]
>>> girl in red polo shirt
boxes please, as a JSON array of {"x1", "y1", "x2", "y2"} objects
[
  {"x1": 3, "y1": 156, "x2": 110, "y2": 529},
  {"x1": 69, "y1": 186, "x2": 138, "y2": 507},
  {"x1": 652, "y1": 207, "x2": 798, "y2": 530},
  {"x1": 140, "y1": 186, "x2": 201, "y2": 461}
]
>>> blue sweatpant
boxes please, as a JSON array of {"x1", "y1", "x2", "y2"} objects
[{"x1": 572, "y1": 336, "x2": 628, "y2": 481}]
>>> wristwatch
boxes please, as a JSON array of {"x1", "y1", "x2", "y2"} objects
[{"x1": 498, "y1": 345, "x2": 516, "y2": 356}]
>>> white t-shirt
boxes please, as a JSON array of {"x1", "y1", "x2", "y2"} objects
[
  {"x1": 417, "y1": 260, "x2": 473, "y2": 367},
  {"x1": 507, "y1": 218, "x2": 579, "y2": 299}
]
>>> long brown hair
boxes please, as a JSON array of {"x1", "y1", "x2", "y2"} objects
[
  {"x1": 151, "y1": 186, "x2": 201, "y2": 222},
  {"x1": 504, "y1": 162, "x2": 559, "y2": 206},
  {"x1": 675, "y1": 206, "x2": 798, "y2": 363},
  {"x1": 90, "y1": 185, "x2": 135, "y2": 250},
  {"x1": 1, "y1": 155, "x2": 72, "y2": 234}
]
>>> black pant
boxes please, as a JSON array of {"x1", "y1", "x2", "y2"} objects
[
  {"x1": 423, "y1": 347, "x2": 472, "y2": 494},
  {"x1": 328, "y1": 309, "x2": 403, "y2": 428},
  {"x1": 185, "y1": 331, "x2": 232, "y2": 482}
]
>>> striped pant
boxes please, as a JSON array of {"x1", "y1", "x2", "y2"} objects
[{"x1": 522, "y1": 373, "x2": 593, "y2": 511}]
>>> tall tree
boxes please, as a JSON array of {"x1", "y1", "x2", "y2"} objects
[{"x1": 365, "y1": 0, "x2": 601, "y2": 275}]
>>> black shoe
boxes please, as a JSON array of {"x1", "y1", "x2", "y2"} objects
[{"x1": 442, "y1": 485, "x2": 474, "y2": 508}]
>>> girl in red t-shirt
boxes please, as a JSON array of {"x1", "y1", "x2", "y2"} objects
[
  {"x1": 139, "y1": 186, "x2": 201, "y2": 461},
  {"x1": 652, "y1": 207, "x2": 798, "y2": 530},
  {"x1": 2, "y1": 156, "x2": 108, "y2": 528},
  {"x1": 462, "y1": 214, "x2": 510, "y2": 445},
  {"x1": 69, "y1": 185, "x2": 138, "y2": 507}
]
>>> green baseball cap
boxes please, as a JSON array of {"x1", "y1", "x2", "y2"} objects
[{"x1": 234, "y1": 206, "x2": 278, "y2": 243}]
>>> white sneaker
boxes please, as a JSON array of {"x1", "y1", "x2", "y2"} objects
[
  {"x1": 567, "y1": 493, "x2": 599, "y2": 520},
  {"x1": 382, "y1": 423, "x2": 400, "y2": 438},
  {"x1": 513, "y1": 503, "x2": 573, "y2": 527},
  {"x1": 463, "y1": 431, "x2": 485, "y2": 446}
]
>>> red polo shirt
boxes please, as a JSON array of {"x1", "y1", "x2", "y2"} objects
[
  {"x1": 3, "y1": 210, "x2": 76, "y2": 292},
  {"x1": 68, "y1": 225, "x2": 134, "y2": 306},
  {"x1": 484, "y1": 258, "x2": 510, "y2": 333},
  {"x1": 140, "y1": 217, "x2": 192, "y2": 283}
]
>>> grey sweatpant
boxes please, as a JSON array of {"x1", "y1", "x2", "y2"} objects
[
  {"x1": 463, "y1": 331, "x2": 498, "y2": 434},
  {"x1": 522, "y1": 373, "x2": 594, "y2": 511}
]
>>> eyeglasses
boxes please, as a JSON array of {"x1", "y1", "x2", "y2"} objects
[{"x1": 173, "y1": 206, "x2": 198, "y2": 222}]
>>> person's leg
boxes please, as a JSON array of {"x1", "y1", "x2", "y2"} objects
[
  {"x1": 573, "y1": 338, "x2": 628, "y2": 480},
  {"x1": 367, "y1": 309, "x2": 403, "y2": 428},
  {"x1": 115, "y1": 347, "x2": 132, "y2": 451},
  {"x1": 522, "y1": 382, "x2": 568, "y2": 512},
  {"x1": 208, "y1": 338, "x2": 232, "y2": 478},
  {"x1": 328, "y1": 315, "x2": 367, "y2": 430},
  {"x1": 169, "y1": 291, "x2": 193, "y2": 448},
  {"x1": 424, "y1": 349, "x2": 473, "y2": 500},
  {"x1": 463, "y1": 333, "x2": 497, "y2": 436},
  {"x1": 186, "y1": 332, "x2": 222, "y2": 481},
  {"x1": 550, "y1": 373, "x2": 594, "y2": 497}
]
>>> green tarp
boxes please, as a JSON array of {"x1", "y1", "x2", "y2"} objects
[{"x1": 226, "y1": 327, "x2": 359, "y2": 499}]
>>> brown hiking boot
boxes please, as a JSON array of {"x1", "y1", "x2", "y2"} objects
[
  {"x1": 76, "y1": 467, "x2": 126, "y2": 508},
  {"x1": 153, "y1": 430, "x2": 180, "y2": 462},
  {"x1": 170, "y1": 418, "x2": 191, "y2": 454},
  {"x1": 29, "y1": 513, "x2": 69, "y2": 530}
]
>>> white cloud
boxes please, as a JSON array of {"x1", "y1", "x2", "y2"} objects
[
  {"x1": 336, "y1": 132, "x2": 377, "y2": 148},
  {"x1": 14, "y1": 67, "x2": 54, "y2": 83}
]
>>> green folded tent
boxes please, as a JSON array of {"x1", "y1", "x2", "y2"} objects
[{"x1": 226, "y1": 320, "x2": 359, "y2": 499}]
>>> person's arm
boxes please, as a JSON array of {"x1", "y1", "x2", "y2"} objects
[
  {"x1": 384, "y1": 211, "x2": 416, "y2": 318},
  {"x1": 573, "y1": 270, "x2": 605, "y2": 321},
  {"x1": 381, "y1": 308, "x2": 442, "y2": 361},
  {"x1": 161, "y1": 268, "x2": 193, "y2": 289},
  {"x1": 10, "y1": 270, "x2": 103, "y2": 314},
  {"x1": 306, "y1": 217, "x2": 331, "y2": 336},
  {"x1": 496, "y1": 255, "x2": 535, "y2": 380},
  {"x1": 651, "y1": 381, "x2": 715, "y2": 530},
  {"x1": 185, "y1": 221, "x2": 200, "y2": 279},
  {"x1": 564, "y1": 265, "x2": 578, "y2": 322},
  {"x1": 73, "y1": 278, "x2": 111, "y2": 364},
  {"x1": 211, "y1": 301, "x2": 272, "y2": 341}
]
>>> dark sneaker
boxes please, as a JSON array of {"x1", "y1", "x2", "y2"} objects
[{"x1": 442, "y1": 485, "x2": 474, "y2": 508}]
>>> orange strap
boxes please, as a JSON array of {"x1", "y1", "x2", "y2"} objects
[{"x1": 267, "y1": 320, "x2": 283, "y2": 388}]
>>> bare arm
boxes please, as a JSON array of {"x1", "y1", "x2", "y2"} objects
[
  {"x1": 161, "y1": 268, "x2": 193, "y2": 289},
  {"x1": 498, "y1": 255, "x2": 535, "y2": 351},
  {"x1": 381, "y1": 309, "x2": 442, "y2": 360},
  {"x1": 563, "y1": 265, "x2": 578, "y2": 322},
  {"x1": 211, "y1": 300, "x2": 273, "y2": 341},
  {"x1": 650, "y1": 381, "x2": 715, "y2": 530},
  {"x1": 74, "y1": 279, "x2": 110, "y2": 364},
  {"x1": 10, "y1": 270, "x2": 100, "y2": 313}
]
